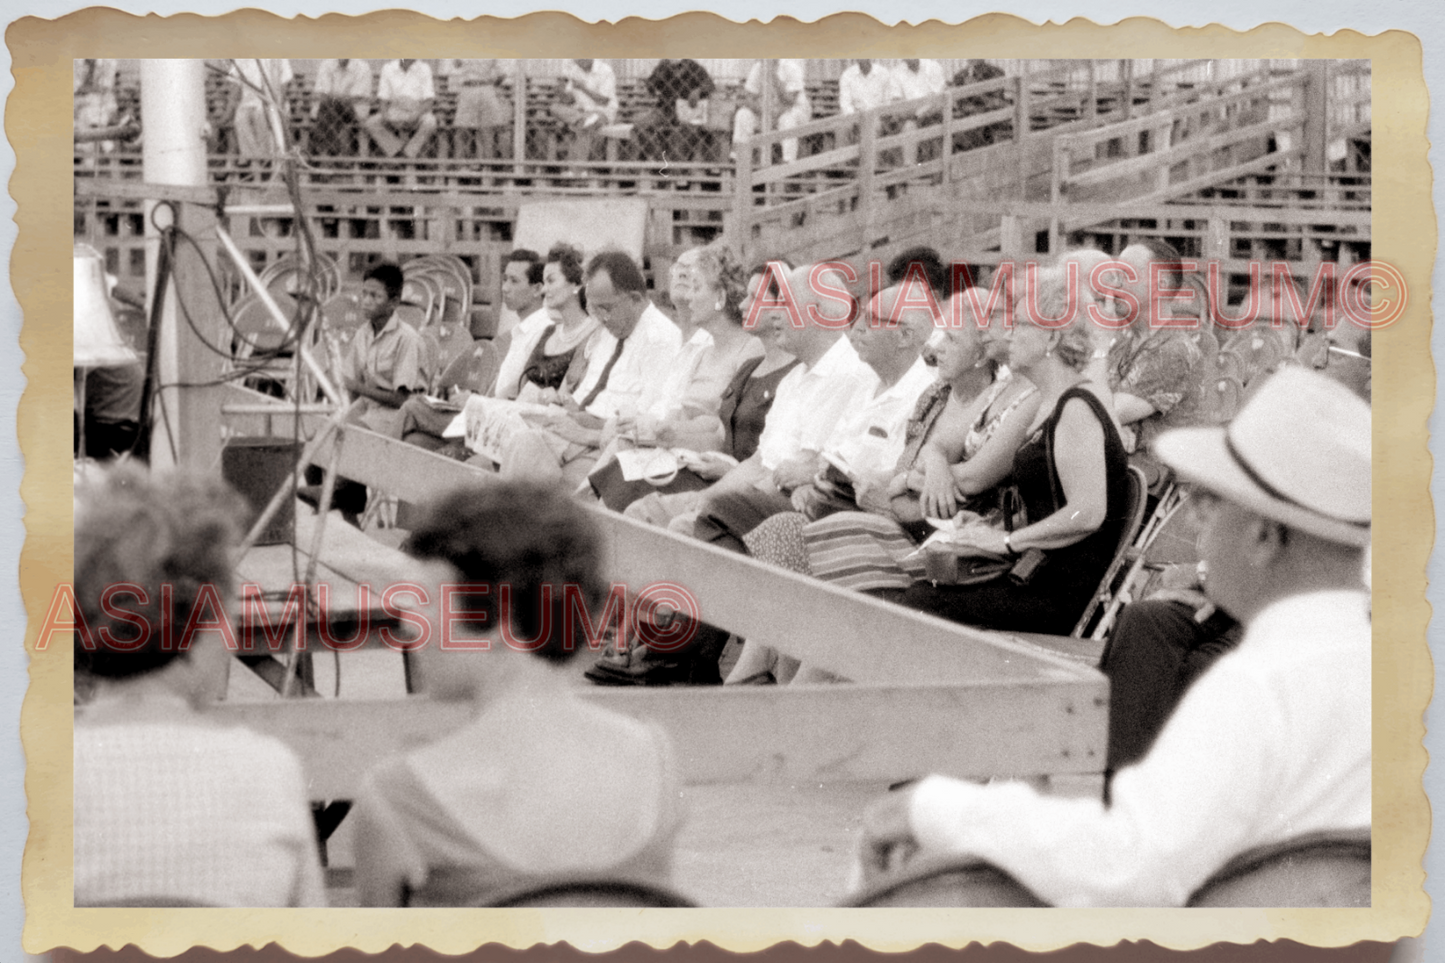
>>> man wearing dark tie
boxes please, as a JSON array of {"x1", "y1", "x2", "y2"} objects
[{"x1": 502, "y1": 251, "x2": 682, "y2": 487}]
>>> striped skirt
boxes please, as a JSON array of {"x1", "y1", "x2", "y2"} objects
[{"x1": 743, "y1": 510, "x2": 928, "y2": 594}]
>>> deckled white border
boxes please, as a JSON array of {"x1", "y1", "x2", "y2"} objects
[{"x1": 5, "y1": 3, "x2": 1441, "y2": 958}]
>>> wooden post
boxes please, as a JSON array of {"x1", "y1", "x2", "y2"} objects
[
  {"x1": 1013, "y1": 74, "x2": 1030, "y2": 143},
  {"x1": 142, "y1": 59, "x2": 222, "y2": 473},
  {"x1": 857, "y1": 108, "x2": 878, "y2": 230},
  {"x1": 731, "y1": 120, "x2": 755, "y2": 258},
  {"x1": 1085, "y1": 59, "x2": 1097, "y2": 125},
  {"x1": 512, "y1": 60, "x2": 527, "y2": 176},
  {"x1": 1122, "y1": 58, "x2": 1135, "y2": 122},
  {"x1": 1300, "y1": 60, "x2": 1329, "y2": 176}
]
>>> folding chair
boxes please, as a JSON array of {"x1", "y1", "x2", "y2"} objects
[
  {"x1": 1071, "y1": 465, "x2": 1150, "y2": 639},
  {"x1": 1086, "y1": 476, "x2": 1192, "y2": 641},
  {"x1": 842, "y1": 856, "x2": 1048, "y2": 908},
  {"x1": 1187, "y1": 829, "x2": 1371, "y2": 907}
]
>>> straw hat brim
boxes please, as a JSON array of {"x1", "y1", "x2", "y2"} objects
[{"x1": 1154, "y1": 426, "x2": 1371, "y2": 547}]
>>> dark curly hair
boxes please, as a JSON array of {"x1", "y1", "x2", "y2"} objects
[
  {"x1": 403, "y1": 482, "x2": 608, "y2": 665},
  {"x1": 546, "y1": 242, "x2": 588, "y2": 312},
  {"x1": 74, "y1": 465, "x2": 247, "y2": 680}
]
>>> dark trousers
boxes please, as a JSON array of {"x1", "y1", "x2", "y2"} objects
[
  {"x1": 692, "y1": 486, "x2": 794, "y2": 554},
  {"x1": 1098, "y1": 599, "x2": 1243, "y2": 782}
]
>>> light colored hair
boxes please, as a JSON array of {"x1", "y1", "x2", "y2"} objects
[
  {"x1": 1021, "y1": 266, "x2": 1093, "y2": 371},
  {"x1": 692, "y1": 241, "x2": 750, "y2": 325}
]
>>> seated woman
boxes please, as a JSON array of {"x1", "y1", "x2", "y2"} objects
[
  {"x1": 352, "y1": 482, "x2": 683, "y2": 907},
  {"x1": 73, "y1": 466, "x2": 325, "y2": 908},
  {"x1": 1094, "y1": 239, "x2": 1211, "y2": 491},
  {"x1": 885, "y1": 268, "x2": 1130, "y2": 637},
  {"x1": 601, "y1": 257, "x2": 799, "y2": 515},
  {"x1": 726, "y1": 299, "x2": 1040, "y2": 684},
  {"x1": 511, "y1": 242, "x2": 602, "y2": 405}
]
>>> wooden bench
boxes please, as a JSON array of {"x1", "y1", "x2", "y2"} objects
[{"x1": 212, "y1": 409, "x2": 1108, "y2": 905}]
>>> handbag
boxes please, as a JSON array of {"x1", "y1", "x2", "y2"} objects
[{"x1": 922, "y1": 415, "x2": 1063, "y2": 587}]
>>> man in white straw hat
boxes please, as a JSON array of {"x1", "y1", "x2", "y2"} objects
[{"x1": 855, "y1": 366, "x2": 1371, "y2": 906}]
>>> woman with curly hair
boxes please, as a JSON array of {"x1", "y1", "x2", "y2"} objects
[
  {"x1": 882, "y1": 266, "x2": 1131, "y2": 637},
  {"x1": 73, "y1": 466, "x2": 325, "y2": 907},
  {"x1": 509, "y1": 242, "x2": 601, "y2": 404},
  {"x1": 352, "y1": 482, "x2": 682, "y2": 906}
]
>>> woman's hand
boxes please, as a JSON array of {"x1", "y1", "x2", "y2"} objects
[
  {"x1": 855, "y1": 470, "x2": 897, "y2": 516},
  {"x1": 690, "y1": 451, "x2": 734, "y2": 481},
  {"x1": 886, "y1": 472, "x2": 912, "y2": 499},
  {"x1": 950, "y1": 521, "x2": 1011, "y2": 557},
  {"x1": 920, "y1": 460, "x2": 960, "y2": 521}
]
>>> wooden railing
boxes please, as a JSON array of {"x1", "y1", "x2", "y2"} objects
[{"x1": 213, "y1": 411, "x2": 1109, "y2": 795}]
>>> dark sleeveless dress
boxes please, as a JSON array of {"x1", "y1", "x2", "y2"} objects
[
  {"x1": 894, "y1": 385, "x2": 1130, "y2": 636},
  {"x1": 519, "y1": 325, "x2": 583, "y2": 392}
]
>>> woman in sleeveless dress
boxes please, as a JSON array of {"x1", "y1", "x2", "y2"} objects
[
  {"x1": 511, "y1": 243, "x2": 599, "y2": 403},
  {"x1": 725, "y1": 304, "x2": 1040, "y2": 684},
  {"x1": 884, "y1": 267, "x2": 1130, "y2": 637}
]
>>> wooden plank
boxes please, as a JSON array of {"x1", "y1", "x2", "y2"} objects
[
  {"x1": 307, "y1": 423, "x2": 494, "y2": 507},
  {"x1": 592, "y1": 508, "x2": 1099, "y2": 686},
  {"x1": 211, "y1": 676, "x2": 1107, "y2": 796}
]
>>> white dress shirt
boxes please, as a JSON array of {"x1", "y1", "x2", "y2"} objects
[
  {"x1": 228, "y1": 59, "x2": 293, "y2": 111},
  {"x1": 563, "y1": 60, "x2": 619, "y2": 123},
  {"x1": 825, "y1": 355, "x2": 936, "y2": 474},
  {"x1": 314, "y1": 59, "x2": 374, "y2": 111},
  {"x1": 888, "y1": 60, "x2": 947, "y2": 103},
  {"x1": 377, "y1": 60, "x2": 436, "y2": 103},
  {"x1": 904, "y1": 590, "x2": 1371, "y2": 907},
  {"x1": 571, "y1": 302, "x2": 683, "y2": 419},
  {"x1": 839, "y1": 63, "x2": 894, "y2": 115},
  {"x1": 754, "y1": 334, "x2": 877, "y2": 471},
  {"x1": 745, "y1": 59, "x2": 810, "y2": 111},
  {"x1": 492, "y1": 306, "x2": 553, "y2": 400}
]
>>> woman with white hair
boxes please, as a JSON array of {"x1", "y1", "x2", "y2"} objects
[{"x1": 881, "y1": 267, "x2": 1132, "y2": 636}]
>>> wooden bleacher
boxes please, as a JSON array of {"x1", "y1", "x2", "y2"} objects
[{"x1": 211, "y1": 402, "x2": 1108, "y2": 906}]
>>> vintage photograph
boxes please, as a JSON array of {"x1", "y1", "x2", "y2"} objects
[{"x1": 26, "y1": 13, "x2": 1430, "y2": 954}]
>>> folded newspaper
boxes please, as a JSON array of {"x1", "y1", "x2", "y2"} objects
[
  {"x1": 444, "y1": 396, "x2": 557, "y2": 463},
  {"x1": 613, "y1": 447, "x2": 738, "y2": 483}
]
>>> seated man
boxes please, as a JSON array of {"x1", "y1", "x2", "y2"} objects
[
  {"x1": 551, "y1": 58, "x2": 619, "y2": 163},
  {"x1": 639, "y1": 58, "x2": 716, "y2": 164},
  {"x1": 694, "y1": 277, "x2": 935, "y2": 553},
  {"x1": 733, "y1": 59, "x2": 811, "y2": 164},
  {"x1": 364, "y1": 58, "x2": 439, "y2": 159},
  {"x1": 311, "y1": 58, "x2": 374, "y2": 157},
  {"x1": 888, "y1": 58, "x2": 947, "y2": 164},
  {"x1": 857, "y1": 367, "x2": 1370, "y2": 907},
  {"x1": 500, "y1": 251, "x2": 681, "y2": 488},
  {"x1": 397, "y1": 249, "x2": 548, "y2": 454},
  {"x1": 304, "y1": 261, "x2": 427, "y2": 525}
]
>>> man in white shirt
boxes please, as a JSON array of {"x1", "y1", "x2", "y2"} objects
[
  {"x1": 490, "y1": 249, "x2": 551, "y2": 396},
  {"x1": 857, "y1": 367, "x2": 1371, "y2": 907},
  {"x1": 226, "y1": 59, "x2": 294, "y2": 160},
  {"x1": 552, "y1": 58, "x2": 619, "y2": 163},
  {"x1": 733, "y1": 59, "x2": 811, "y2": 164},
  {"x1": 311, "y1": 58, "x2": 374, "y2": 156},
  {"x1": 839, "y1": 59, "x2": 894, "y2": 117},
  {"x1": 364, "y1": 59, "x2": 439, "y2": 159},
  {"x1": 787, "y1": 281, "x2": 939, "y2": 522},
  {"x1": 691, "y1": 263, "x2": 879, "y2": 552},
  {"x1": 888, "y1": 58, "x2": 947, "y2": 166},
  {"x1": 501, "y1": 251, "x2": 681, "y2": 487}
]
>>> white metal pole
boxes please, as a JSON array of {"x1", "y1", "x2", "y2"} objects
[{"x1": 141, "y1": 59, "x2": 210, "y2": 471}]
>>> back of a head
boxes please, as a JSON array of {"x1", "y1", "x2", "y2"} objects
[
  {"x1": 404, "y1": 482, "x2": 607, "y2": 664},
  {"x1": 586, "y1": 250, "x2": 648, "y2": 298},
  {"x1": 75, "y1": 465, "x2": 247, "y2": 681},
  {"x1": 887, "y1": 247, "x2": 951, "y2": 299}
]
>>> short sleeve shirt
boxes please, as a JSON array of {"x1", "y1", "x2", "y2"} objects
[{"x1": 377, "y1": 60, "x2": 436, "y2": 103}]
